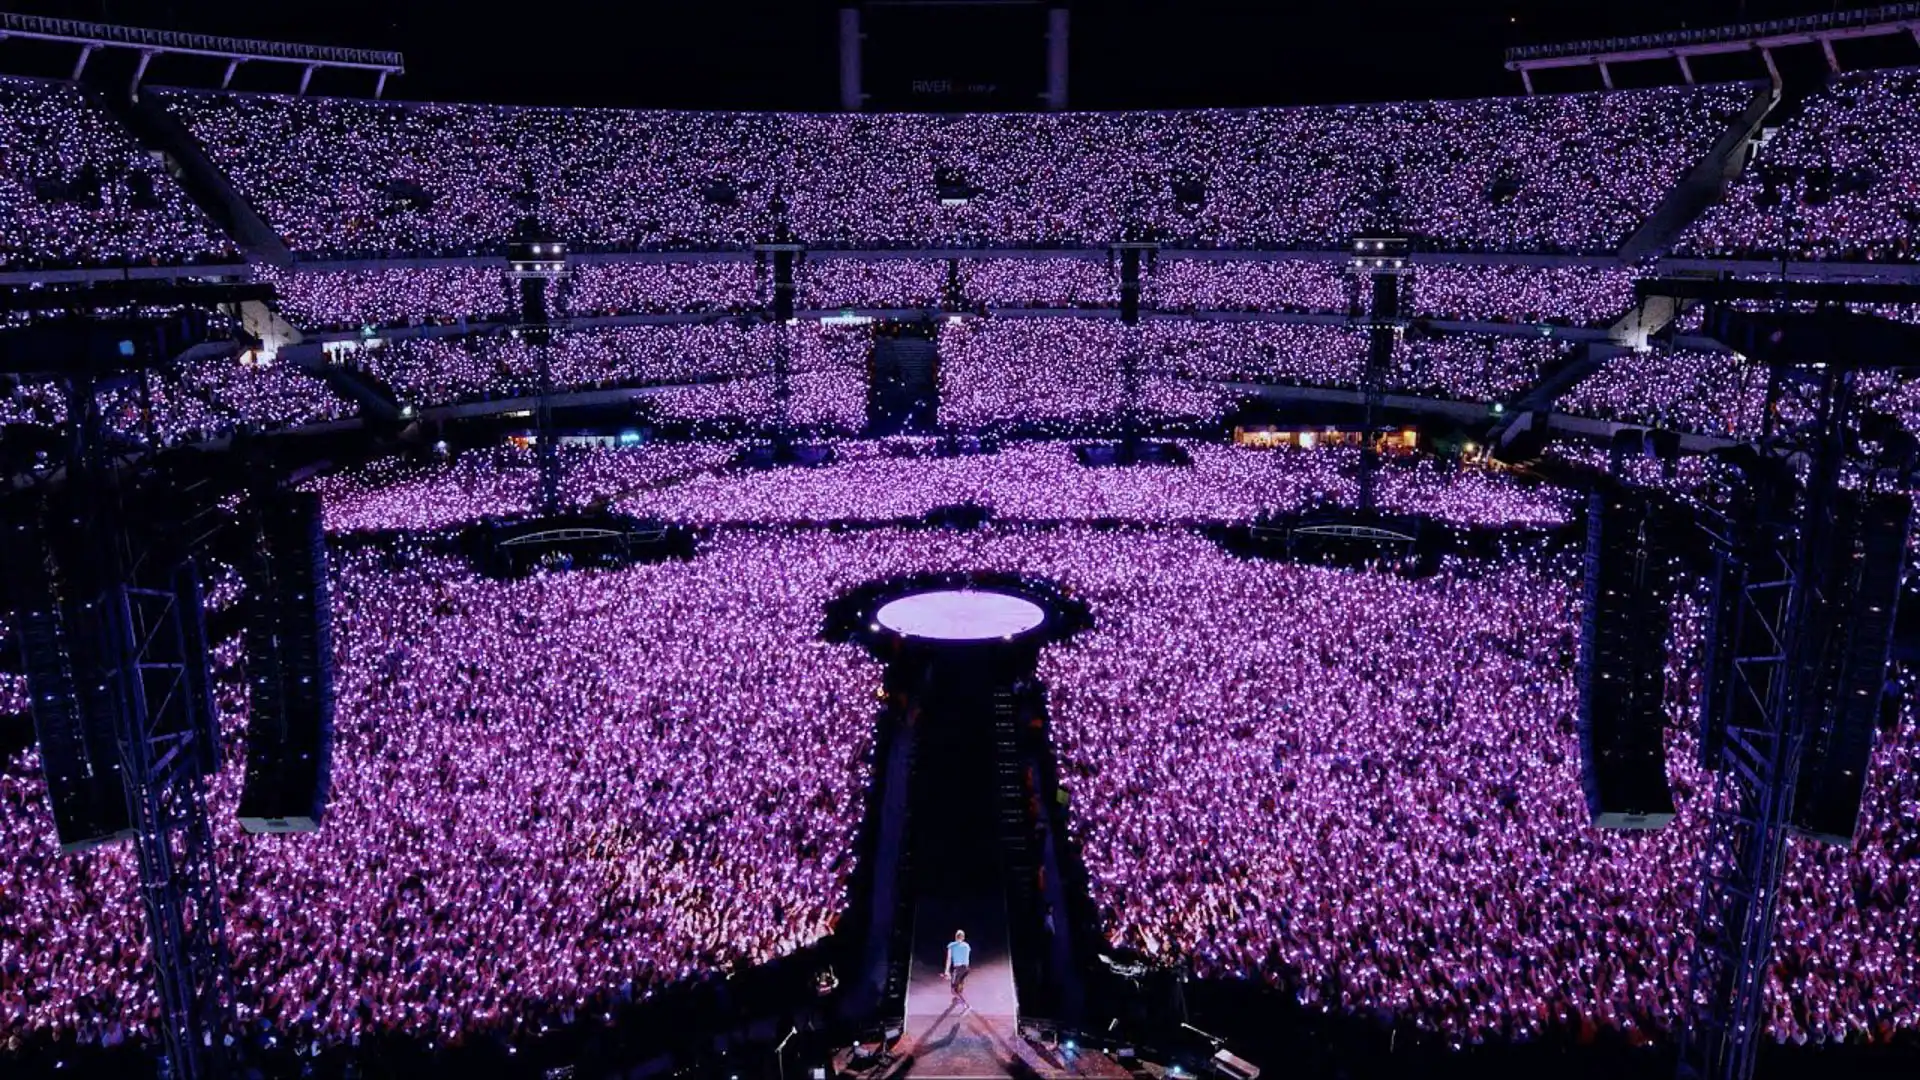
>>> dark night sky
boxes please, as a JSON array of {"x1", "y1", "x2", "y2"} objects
[{"x1": 0, "y1": 0, "x2": 1887, "y2": 108}]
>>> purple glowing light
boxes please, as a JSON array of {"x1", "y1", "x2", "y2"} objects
[{"x1": 874, "y1": 589, "x2": 1048, "y2": 642}]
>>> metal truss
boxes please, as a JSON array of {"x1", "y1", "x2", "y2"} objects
[
  {"x1": 54, "y1": 378, "x2": 232, "y2": 1080},
  {"x1": 1680, "y1": 369, "x2": 1849, "y2": 1080}
]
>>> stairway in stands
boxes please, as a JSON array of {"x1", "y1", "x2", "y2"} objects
[
  {"x1": 306, "y1": 359, "x2": 404, "y2": 424},
  {"x1": 1616, "y1": 80, "x2": 1779, "y2": 262}
]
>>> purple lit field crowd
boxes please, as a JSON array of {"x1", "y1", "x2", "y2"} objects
[
  {"x1": 303, "y1": 442, "x2": 1574, "y2": 535},
  {"x1": 7, "y1": 47, "x2": 1920, "y2": 1070},
  {"x1": 156, "y1": 83, "x2": 1755, "y2": 257},
  {"x1": 2, "y1": 512, "x2": 1917, "y2": 1052},
  {"x1": 1036, "y1": 532, "x2": 1920, "y2": 1047},
  {"x1": 0, "y1": 536, "x2": 882, "y2": 1050}
]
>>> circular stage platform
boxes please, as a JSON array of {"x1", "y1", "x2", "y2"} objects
[{"x1": 874, "y1": 589, "x2": 1049, "y2": 642}]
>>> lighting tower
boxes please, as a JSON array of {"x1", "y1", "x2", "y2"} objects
[
  {"x1": 1348, "y1": 238, "x2": 1410, "y2": 512},
  {"x1": 2, "y1": 316, "x2": 239, "y2": 1080},
  {"x1": 1674, "y1": 303, "x2": 1915, "y2": 1080},
  {"x1": 507, "y1": 227, "x2": 569, "y2": 515},
  {"x1": 756, "y1": 195, "x2": 805, "y2": 454}
]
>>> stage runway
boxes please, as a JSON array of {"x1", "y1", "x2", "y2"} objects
[{"x1": 892, "y1": 893, "x2": 1124, "y2": 1079}]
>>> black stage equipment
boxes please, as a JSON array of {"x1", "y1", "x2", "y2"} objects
[
  {"x1": 2, "y1": 508, "x2": 136, "y2": 849},
  {"x1": 237, "y1": 489, "x2": 335, "y2": 833},
  {"x1": 1792, "y1": 490, "x2": 1911, "y2": 844},
  {"x1": 1577, "y1": 487, "x2": 1678, "y2": 829}
]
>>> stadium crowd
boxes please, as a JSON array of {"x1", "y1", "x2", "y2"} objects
[
  {"x1": 1035, "y1": 530, "x2": 1920, "y2": 1047},
  {"x1": 158, "y1": 84, "x2": 1755, "y2": 257},
  {"x1": 0, "y1": 76, "x2": 231, "y2": 269},
  {"x1": 936, "y1": 318, "x2": 1573, "y2": 430},
  {"x1": 800, "y1": 258, "x2": 944, "y2": 310},
  {"x1": 304, "y1": 441, "x2": 1574, "y2": 535},
  {"x1": 9, "y1": 522, "x2": 1912, "y2": 1053},
  {"x1": 961, "y1": 257, "x2": 1117, "y2": 309},
  {"x1": 1145, "y1": 258, "x2": 1350, "y2": 314},
  {"x1": 1407, "y1": 265, "x2": 1634, "y2": 327},
  {"x1": 0, "y1": 534, "x2": 886, "y2": 1051},
  {"x1": 1560, "y1": 346, "x2": 1771, "y2": 437},
  {"x1": 260, "y1": 266, "x2": 516, "y2": 332},
  {"x1": 348, "y1": 323, "x2": 869, "y2": 416},
  {"x1": 1682, "y1": 67, "x2": 1920, "y2": 262},
  {"x1": 177, "y1": 356, "x2": 357, "y2": 430},
  {"x1": 566, "y1": 261, "x2": 762, "y2": 317}
]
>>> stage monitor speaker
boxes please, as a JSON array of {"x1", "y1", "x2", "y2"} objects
[
  {"x1": 1577, "y1": 488, "x2": 1678, "y2": 829},
  {"x1": 237, "y1": 491, "x2": 335, "y2": 833}
]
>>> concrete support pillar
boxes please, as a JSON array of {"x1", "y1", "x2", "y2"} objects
[
  {"x1": 1519, "y1": 68, "x2": 1535, "y2": 95},
  {"x1": 1045, "y1": 7, "x2": 1070, "y2": 110},
  {"x1": 1677, "y1": 54, "x2": 1695, "y2": 84},
  {"x1": 71, "y1": 44, "x2": 93, "y2": 80},
  {"x1": 1821, "y1": 37, "x2": 1840, "y2": 73},
  {"x1": 840, "y1": 7, "x2": 863, "y2": 112},
  {"x1": 1762, "y1": 47, "x2": 1781, "y2": 86},
  {"x1": 221, "y1": 58, "x2": 241, "y2": 89},
  {"x1": 298, "y1": 63, "x2": 316, "y2": 95},
  {"x1": 130, "y1": 50, "x2": 154, "y2": 96},
  {"x1": 1598, "y1": 61, "x2": 1614, "y2": 90}
]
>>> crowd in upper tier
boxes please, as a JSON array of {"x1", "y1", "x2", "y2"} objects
[
  {"x1": 11, "y1": 69, "x2": 1920, "y2": 269},
  {"x1": 154, "y1": 83, "x2": 1755, "y2": 258},
  {"x1": 1682, "y1": 67, "x2": 1920, "y2": 262},
  {"x1": 0, "y1": 76, "x2": 233, "y2": 269}
]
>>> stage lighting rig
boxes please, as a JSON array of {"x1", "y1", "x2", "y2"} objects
[
  {"x1": 1347, "y1": 238, "x2": 1412, "y2": 512},
  {"x1": 1623, "y1": 281, "x2": 1920, "y2": 1080},
  {"x1": 1347, "y1": 236, "x2": 1410, "y2": 273},
  {"x1": 507, "y1": 238, "x2": 570, "y2": 278}
]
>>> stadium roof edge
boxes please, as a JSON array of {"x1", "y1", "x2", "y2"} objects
[
  {"x1": 1504, "y1": 3, "x2": 1920, "y2": 91},
  {"x1": 0, "y1": 12, "x2": 403, "y2": 96}
]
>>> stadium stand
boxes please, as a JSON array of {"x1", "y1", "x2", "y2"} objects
[
  {"x1": 1682, "y1": 67, "x2": 1920, "y2": 262},
  {"x1": 0, "y1": 76, "x2": 232, "y2": 270},
  {"x1": 156, "y1": 83, "x2": 1759, "y2": 257}
]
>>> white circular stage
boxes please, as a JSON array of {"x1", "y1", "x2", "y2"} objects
[{"x1": 874, "y1": 589, "x2": 1048, "y2": 642}]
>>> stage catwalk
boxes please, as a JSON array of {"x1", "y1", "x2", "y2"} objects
[{"x1": 892, "y1": 893, "x2": 1119, "y2": 1079}]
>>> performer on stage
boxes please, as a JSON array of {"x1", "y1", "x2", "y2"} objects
[{"x1": 944, "y1": 930, "x2": 971, "y2": 1009}]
